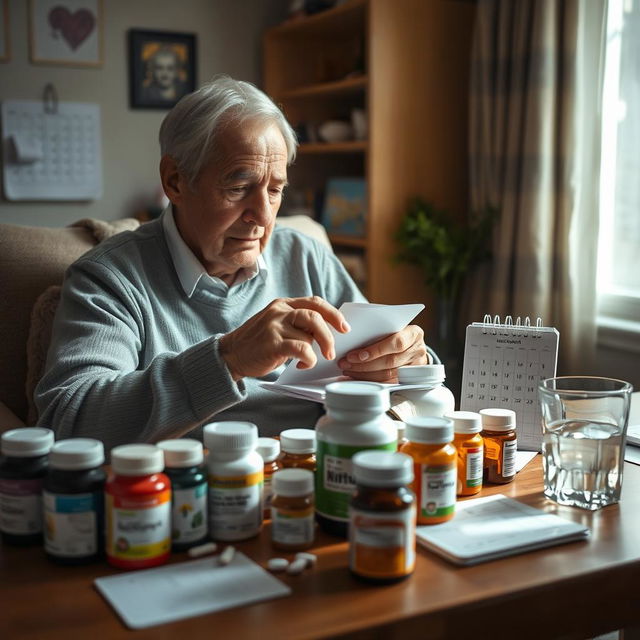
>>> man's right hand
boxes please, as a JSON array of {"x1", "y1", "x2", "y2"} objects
[{"x1": 218, "y1": 296, "x2": 350, "y2": 381}]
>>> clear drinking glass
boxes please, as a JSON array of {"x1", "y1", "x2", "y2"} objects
[{"x1": 538, "y1": 376, "x2": 633, "y2": 510}]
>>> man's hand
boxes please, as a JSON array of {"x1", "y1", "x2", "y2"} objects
[
  {"x1": 337, "y1": 324, "x2": 428, "y2": 383},
  {"x1": 219, "y1": 296, "x2": 350, "y2": 381}
]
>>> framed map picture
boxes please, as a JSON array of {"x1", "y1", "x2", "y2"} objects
[{"x1": 321, "y1": 177, "x2": 367, "y2": 237}]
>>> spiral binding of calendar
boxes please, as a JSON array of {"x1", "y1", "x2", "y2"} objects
[{"x1": 480, "y1": 314, "x2": 545, "y2": 338}]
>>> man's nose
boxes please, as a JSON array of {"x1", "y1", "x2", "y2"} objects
[{"x1": 242, "y1": 188, "x2": 273, "y2": 227}]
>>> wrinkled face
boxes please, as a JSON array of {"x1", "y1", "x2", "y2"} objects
[
  {"x1": 171, "y1": 119, "x2": 288, "y2": 283},
  {"x1": 152, "y1": 52, "x2": 178, "y2": 88}
]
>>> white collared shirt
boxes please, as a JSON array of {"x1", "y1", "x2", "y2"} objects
[{"x1": 162, "y1": 206, "x2": 267, "y2": 297}]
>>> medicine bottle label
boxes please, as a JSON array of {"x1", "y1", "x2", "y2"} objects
[
  {"x1": 208, "y1": 471, "x2": 263, "y2": 539},
  {"x1": 172, "y1": 483, "x2": 207, "y2": 544},
  {"x1": 272, "y1": 507, "x2": 315, "y2": 546},
  {"x1": 43, "y1": 491, "x2": 101, "y2": 557},
  {"x1": 0, "y1": 478, "x2": 43, "y2": 535},
  {"x1": 502, "y1": 439, "x2": 517, "y2": 477},
  {"x1": 420, "y1": 464, "x2": 456, "y2": 518},
  {"x1": 106, "y1": 490, "x2": 171, "y2": 560},
  {"x1": 465, "y1": 448, "x2": 483, "y2": 487},
  {"x1": 316, "y1": 441, "x2": 396, "y2": 522},
  {"x1": 349, "y1": 507, "x2": 416, "y2": 579}
]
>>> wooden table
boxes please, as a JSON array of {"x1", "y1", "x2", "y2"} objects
[{"x1": 2, "y1": 456, "x2": 640, "y2": 640}]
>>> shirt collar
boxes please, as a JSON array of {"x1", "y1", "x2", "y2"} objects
[{"x1": 162, "y1": 205, "x2": 267, "y2": 297}]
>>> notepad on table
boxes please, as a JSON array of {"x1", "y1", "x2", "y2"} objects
[{"x1": 416, "y1": 494, "x2": 589, "y2": 566}]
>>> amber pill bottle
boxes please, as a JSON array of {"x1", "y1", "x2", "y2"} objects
[
  {"x1": 446, "y1": 410, "x2": 484, "y2": 497},
  {"x1": 271, "y1": 468, "x2": 315, "y2": 551},
  {"x1": 278, "y1": 429, "x2": 316, "y2": 472},
  {"x1": 257, "y1": 437, "x2": 281, "y2": 519},
  {"x1": 480, "y1": 408, "x2": 517, "y2": 484}
]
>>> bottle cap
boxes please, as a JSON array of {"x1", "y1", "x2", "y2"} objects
[
  {"x1": 325, "y1": 381, "x2": 390, "y2": 413},
  {"x1": 352, "y1": 451, "x2": 413, "y2": 487},
  {"x1": 157, "y1": 438, "x2": 204, "y2": 467},
  {"x1": 256, "y1": 437, "x2": 281, "y2": 462},
  {"x1": 49, "y1": 438, "x2": 104, "y2": 470},
  {"x1": 203, "y1": 422, "x2": 258, "y2": 453},
  {"x1": 280, "y1": 429, "x2": 316, "y2": 454},
  {"x1": 405, "y1": 416, "x2": 453, "y2": 444},
  {"x1": 480, "y1": 408, "x2": 516, "y2": 432},
  {"x1": 445, "y1": 410, "x2": 482, "y2": 434},
  {"x1": 111, "y1": 444, "x2": 164, "y2": 475},
  {"x1": 398, "y1": 364, "x2": 446, "y2": 385},
  {"x1": 1, "y1": 427, "x2": 54, "y2": 457},
  {"x1": 273, "y1": 468, "x2": 314, "y2": 496}
]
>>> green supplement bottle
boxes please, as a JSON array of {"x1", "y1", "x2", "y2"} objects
[
  {"x1": 43, "y1": 438, "x2": 106, "y2": 564},
  {"x1": 315, "y1": 381, "x2": 397, "y2": 537},
  {"x1": 0, "y1": 427, "x2": 54, "y2": 546},
  {"x1": 157, "y1": 439, "x2": 208, "y2": 551}
]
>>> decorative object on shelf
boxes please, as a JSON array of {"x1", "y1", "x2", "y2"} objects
[
  {"x1": 29, "y1": 0, "x2": 103, "y2": 67},
  {"x1": 318, "y1": 120, "x2": 353, "y2": 143},
  {"x1": 0, "y1": 0, "x2": 10, "y2": 63},
  {"x1": 322, "y1": 177, "x2": 367, "y2": 237},
  {"x1": 128, "y1": 29, "x2": 196, "y2": 110},
  {"x1": 351, "y1": 108, "x2": 367, "y2": 140}
]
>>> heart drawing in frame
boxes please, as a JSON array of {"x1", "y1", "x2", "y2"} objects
[{"x1": 48, "y1": 6, "x2": 96, "y2": 51}]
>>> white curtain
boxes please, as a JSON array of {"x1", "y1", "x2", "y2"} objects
[{"x1": 467, "y1": 0, "x2": 606, "y2": 374}]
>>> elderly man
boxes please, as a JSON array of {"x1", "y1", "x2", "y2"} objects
[{"x1": 36, "y1": 76, "x2": 431, "y2": 450}]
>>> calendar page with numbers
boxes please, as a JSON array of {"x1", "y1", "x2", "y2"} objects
[{"x1": 459, "y1": 317, "x2": 559, "y2": 451}]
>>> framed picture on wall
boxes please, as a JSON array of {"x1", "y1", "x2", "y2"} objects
[
  {"x1": 29, "y1": 0, "x2": 103, "y2": 67},
  {"x1": 321, "y1": 177, "x2": 367, "y2": 237},
  {"x1": 128, "y1": 29, "x2": 197, "y2": 110},
  {"x1": 0, "y1": 0, "x2": 10, "y2": 63}
]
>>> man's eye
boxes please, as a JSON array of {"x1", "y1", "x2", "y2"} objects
[{"x1": 227, "y1": 186, "x2": 247, "y2": 198}]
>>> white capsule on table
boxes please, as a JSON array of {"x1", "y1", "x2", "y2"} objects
[
  {"x1": 267, "y1": 557, "x2": 289, "y2": 572},
  {"x1": 285, "y1": 557, "x2": 308, "y2": 575},
  {"x1": 294, "y1": 552, "x2": 317, "y2": 568},
  {"x1": 187, "y1": 542, "x2": 218, "y2": 558},
  {"x1": 218, "y1": 545, "x2": 236, "y2": 566}
]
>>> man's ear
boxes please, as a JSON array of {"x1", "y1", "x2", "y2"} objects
[{"x1": 160, "y1": 155, "x2": 188, "y2": 205}]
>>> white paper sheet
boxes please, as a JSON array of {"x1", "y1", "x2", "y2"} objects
[{"x1": 94, "y1": 552, "x2": 291, "y2": 629}]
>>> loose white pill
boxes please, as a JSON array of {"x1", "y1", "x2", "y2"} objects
[
  {"x1": 267, "y1": 557, "x2": 289, "y2": 572},
  {"x1": 187, "y1": 542, "x2": 218, "y2": 558},
  {"x1": 218, "y1": 545, "x2": 236, "y2": 566},
  {"x1": 286, "y1": 557, "x2": 308, "y2": 575},
  {"x1": 295, "y1": 552, "x2": 317, "y2": 567}
]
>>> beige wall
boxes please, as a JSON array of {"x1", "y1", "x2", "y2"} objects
[{"x1": 0, "y1": 0, "x2": 286, "y2": 228}]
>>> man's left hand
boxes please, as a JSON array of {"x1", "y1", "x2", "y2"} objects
[{"x1": 337, "y1": 324, "x2": 428, "y2": 383}]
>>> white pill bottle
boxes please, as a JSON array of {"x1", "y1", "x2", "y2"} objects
[{"x1": 393, "y1": 365, "x2": 455, "y2": 418}]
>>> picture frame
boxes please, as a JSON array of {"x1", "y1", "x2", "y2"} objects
[
  {"x1": 29, "y1": 0, "x2": 103, "y2": 67},
  {"x1": 0, "y1": 0, "x2": 10, "y2": 63},
  {"x1": 128, "y1": 29, "x2": 197, "y2": 110},
  {"x1": 321, "y1": 177, "x2": 367, "y2": 237}
]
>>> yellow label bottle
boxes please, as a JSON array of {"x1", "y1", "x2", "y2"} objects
[{"x1": 446, "y1": 410, "x2": 484, "y2": 496}]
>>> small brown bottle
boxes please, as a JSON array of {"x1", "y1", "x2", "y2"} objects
[
  {"x1": 278, "y1": 429, "x2": 316, "y2": 472},
  {"x1": 480, "y1": 408, "x2": 517, "y2": 484},
  {"x1": 256, "y1": 437, "x2": 281, "y2": 519},
  {"x1": 271, "y1": 469, "x2": 315, "y2": 551}
]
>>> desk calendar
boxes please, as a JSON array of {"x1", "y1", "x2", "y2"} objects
[
  {"x1": 460, "y1": 316, "x2": 559, "y2": 451},
  {"x1": 1, "y1": 100, "x2": 102, "y2": 201}
]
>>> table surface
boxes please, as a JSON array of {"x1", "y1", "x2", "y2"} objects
[{"x1": 2, "y1": 455, "x2": 640, "y2": 640}]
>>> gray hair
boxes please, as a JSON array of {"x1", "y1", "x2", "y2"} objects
[{"x1": 159, "y1": 75, "x2": 297, "y2": 182}]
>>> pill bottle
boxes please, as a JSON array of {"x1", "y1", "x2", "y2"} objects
[
  {"x1": 257, "y1": 437, "x2": 281, "y2": 519},
  {"x1": 105, "y1": 444, "x2": 171, "y2": 570},
  {"x1": 446, "y1": 410, "x2": 484, "y2": 497},
  {"x1": 315, "y1": 381, "x2": 397, "y2": 537},
  {"x1": 157, "y1": 439, "x2": 208, "y2": 551},
  {"x1": 349, "y1": 451, "x2": 416, "y2": 584},
  {"x1": 393, "y1": 420, "x2": 408, "y2": 450},
  {"x1": 204, "y1": 421, "x2": 263, "y2": 541},
  {"x1": 278, "y1": 428, "x2": 316, "y2": 471},
  {"x1": 480, "y1": 408, "x2": 517, "y2": 484},
  {"x1": 393, "y1": 365, "x2": 455, "y2": 418},
  {"x1": 0, "y1": 427, "x2": 54, "y2": 545},
  {"x1": 400, "y1": 416, "x2": 456, "y2": 525},
  {"x1": 43, "y1": 438, "x2": 106, "y2": 564},
  {"x1": 271, "y1": 468, "x2": 315, "y2": 551}
]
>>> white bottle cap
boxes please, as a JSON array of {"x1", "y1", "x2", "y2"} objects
[
  {"x1": 49, "y1": 438, "x2": 104, "y2": 470},
  {"x1": 405, "y1": 416, "x2": 453, "y2": 444},
  {"x1": 398, "y1": 364, "x2": 446, "y2": 385},
  {"x1": 352, "y1": 451, "x2": 413, "y2": 487},
  {"x1": 480, "y1": 408, "x2": 516, "y2": 432},
  {"x1": 1, "y1": 427, "x2": 54, "y2": 457},
  {"x1": 280, "y1": 429, "x2": 316, "y2": 454},
  {"x1": 203, "y1": 421, "x2": 258, "y2": 453},
  {"x1": 256, "y1": 437, "x2": 281, "y2": 462},
  {"x1": 157, "y1": 438, "x2": 204, "y2": 467},
  {"x1": 111, "y1": 444, "x2": 164, "y2": 475},
  {"x1": 445, "y1": 410, "x2": 482, "y2": 435},
  {"x1": 273, "y1": 468, "x2": 314, "y2": 496},
  {"x1": 325, "y1": 381, "x2": 390, "y2": 413}
]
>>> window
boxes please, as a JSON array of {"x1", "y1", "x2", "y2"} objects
[{"x1": 597, "y1": 0, "x2": 640, "y2": 351}]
